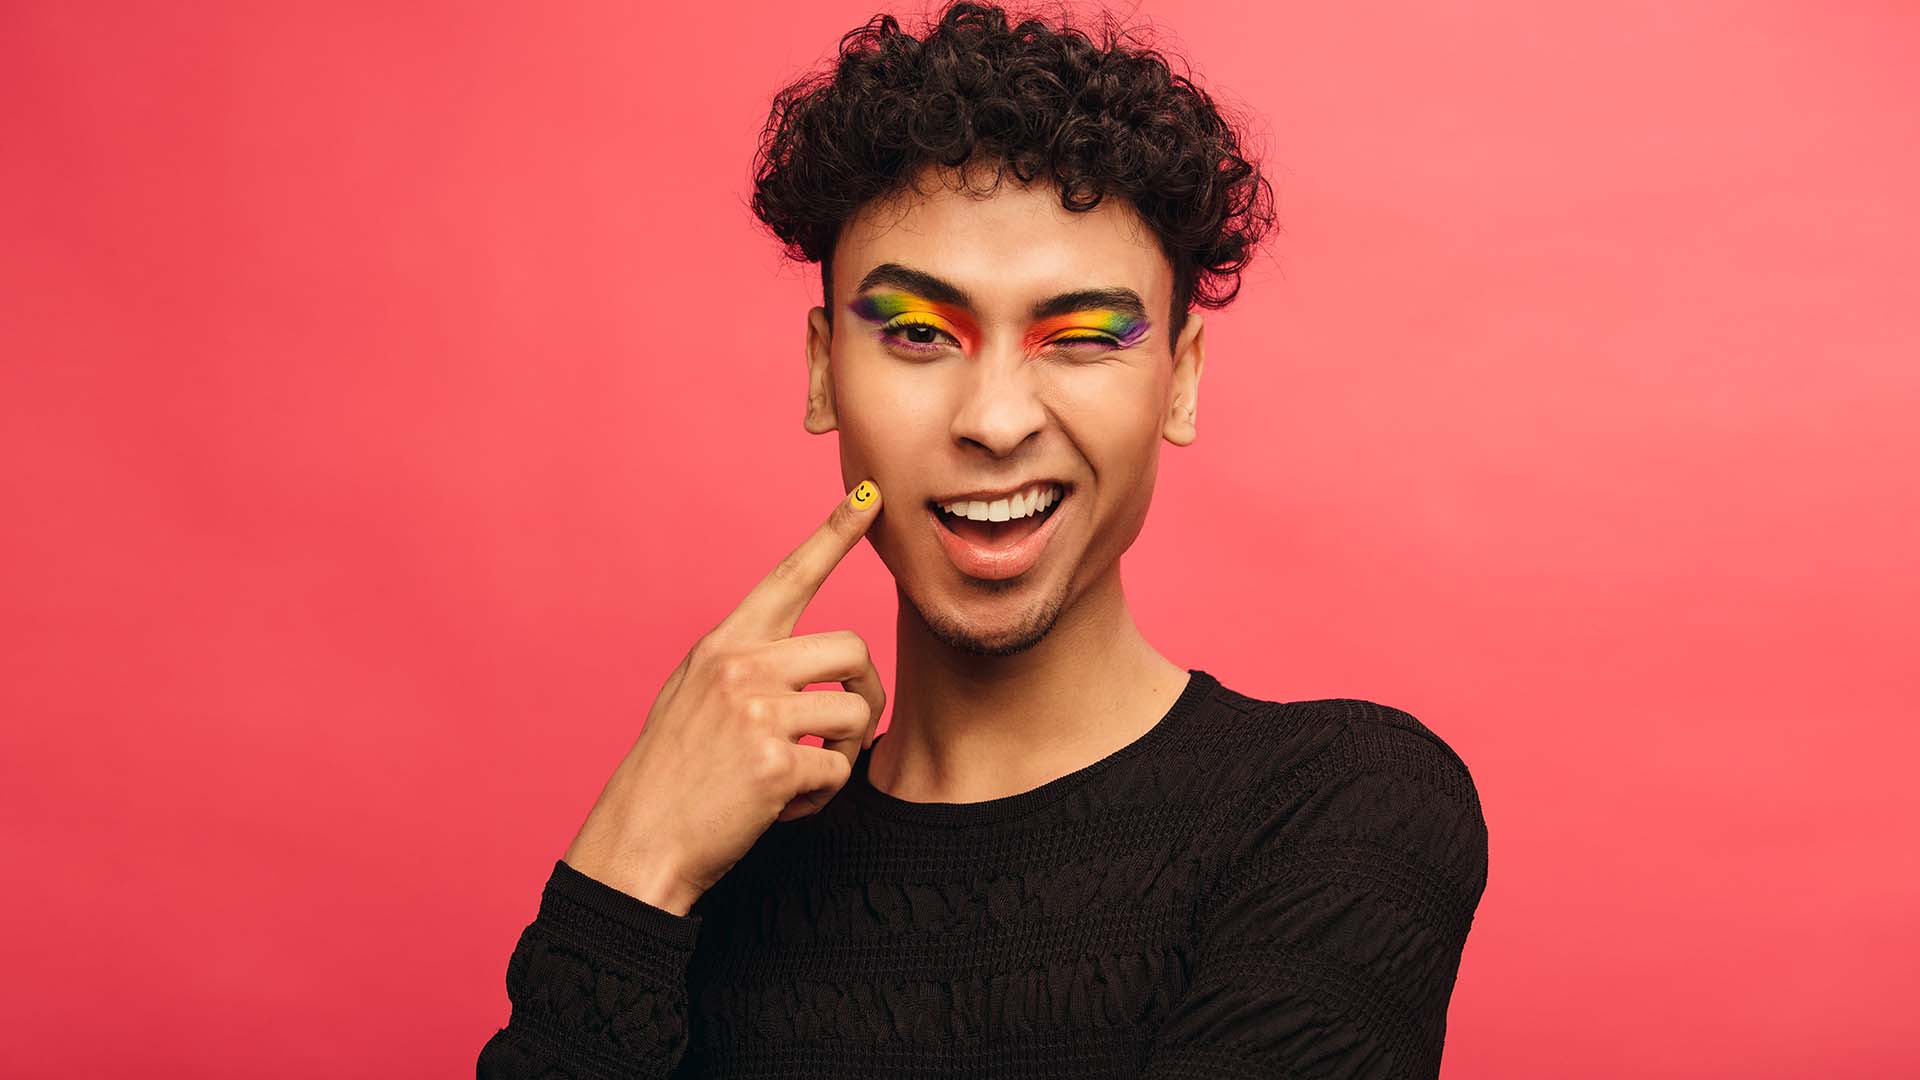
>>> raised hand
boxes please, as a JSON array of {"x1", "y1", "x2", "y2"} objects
[{"x1": 559, "y1": 481, "x2": 888, "y2": 915}]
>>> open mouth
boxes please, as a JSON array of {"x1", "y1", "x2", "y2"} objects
[{"x1": 927, "y1": 484, "x2": 1070, "y2": 547}]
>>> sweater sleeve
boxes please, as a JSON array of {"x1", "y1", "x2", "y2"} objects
[
  {"x1": 477, "y1": 859, "x2": 704, "y2": 1080},
  {"x1": 1140, "y1": 714, "x2": 1490, "y2": 1080}
]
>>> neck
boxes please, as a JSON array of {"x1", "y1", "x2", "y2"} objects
[{"x1": 871, "y1": 562, "x2": 1190, "y2": 804}]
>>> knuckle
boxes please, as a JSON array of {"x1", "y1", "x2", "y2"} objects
[
  {"x1": 685, "y1": 636, "x2": 716, "y2": 667},
  {"x1": 740, "y1": 695, "x2": 773, "y2": 728},
  {"x1": 818, "y1": 628, "x2": 869, "y2": 667},
  {"x1": 715, "y1": 654, "x2": 755, "y2": 688},
  {"x1": 769, "y1": 554, "x2": 808, "y2": 587},
  {"x1": 750, "y1": 741, "x2": 790, "y2": 783},
  {"x1": 841, "y1": 629, "x2": 872, "y2": 662},
  {"x1": 689, "y1": 635, "x2": 736, "y2": 675},
  {"x1": 843, "y1": 694, "x2": 873, "y2": 727}
]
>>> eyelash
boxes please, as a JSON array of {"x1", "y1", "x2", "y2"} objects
[{"x1": 879, "y1": 318, "x2": 1124, "y2": 353}]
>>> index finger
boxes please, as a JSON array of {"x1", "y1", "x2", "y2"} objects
[{"x1": 722, "y1": 480, "x2": 883, "y2": 641}]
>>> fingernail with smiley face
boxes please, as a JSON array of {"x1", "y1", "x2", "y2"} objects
[{"x1": 849, "y1": 480, "x2": 879, "y2": 510}]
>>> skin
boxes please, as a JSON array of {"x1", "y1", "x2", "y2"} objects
[{"x1": 801, "y1": 159, "x2": 1209, "y2": 805}]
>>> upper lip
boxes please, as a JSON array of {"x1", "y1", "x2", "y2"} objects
[{"x1": 927, "y1": 479, "x2": 1071, "y2": 505}]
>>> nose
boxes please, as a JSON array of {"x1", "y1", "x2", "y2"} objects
[{"x1": 946, "y1": 346, "x2": 1048, "y2": 456}]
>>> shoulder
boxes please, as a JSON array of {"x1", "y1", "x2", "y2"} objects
[
  {"x1": 1174, "y1": 691, "x2": 1490, "y2": 1076},
  {"x1": 1295, "y1": 697, "x2": 1484, "y2": 810},
  {"x1": 1202, "y1": 677, "x2": 1482, "y2": 801},
  {"x1": 1204, "y1": 689, "x2": 1489, "y2": 907}
]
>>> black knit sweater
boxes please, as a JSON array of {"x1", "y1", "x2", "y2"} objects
[{"x1": 477, "y1": 669, "x2": 1489, "y2": 1079}]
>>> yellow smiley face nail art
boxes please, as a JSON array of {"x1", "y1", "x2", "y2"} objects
[{"x1": 849, "y1": 480, "x2": 878, "y2": 509}]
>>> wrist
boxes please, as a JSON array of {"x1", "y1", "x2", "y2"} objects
[
  {"x1": 563, "y1": 837, "x2": 704, "y2": 917},
  {"x1": 610, "y1": 859, "x2": 704, "y2": 916}
]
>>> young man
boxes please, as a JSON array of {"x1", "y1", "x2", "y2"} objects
[{"x1": 479, "y1": 4, "x2": 1488, "y2": 1077}]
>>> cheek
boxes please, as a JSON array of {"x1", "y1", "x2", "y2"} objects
[
  {"x1": 834, "y1": 369, "x2": 948, "y2": 461},
  {"x1": 1050, "y1": 387, "x2": 1167, "y2": 520},
  {"x1": 1051, "y1": 373, "x2": 1166, "y2": 447}
]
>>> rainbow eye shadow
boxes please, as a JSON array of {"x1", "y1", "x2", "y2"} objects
[
  {"x1": 848, "y1": 290, "x2": 1150, "y2": 356},
  {"x1": 1025, "y1": 309, "x2": 1151, "y2": 351},
  {"x1": 848, "y1": 291, "x2": 978, "y2": 352}
]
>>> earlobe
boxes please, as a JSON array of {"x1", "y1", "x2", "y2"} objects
[{"x1": 804, "y1": 306, "x2": 838, "y2": 435}]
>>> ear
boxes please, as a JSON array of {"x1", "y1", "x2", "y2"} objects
[
  {"x1": 803, "y1": 306, "x2": 838, "y2": 434},
  {"x1": 1163, "y1": 312, "x2": 1206, "y2": 446}
]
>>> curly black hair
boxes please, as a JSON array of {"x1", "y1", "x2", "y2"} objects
[{"x1": 749, "y1": 0, "x2": 1276, "y2": 346}]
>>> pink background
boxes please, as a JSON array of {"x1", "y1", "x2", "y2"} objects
[{"x1": 3, "y1": 2, "x2": 1914, "y2": 1075}]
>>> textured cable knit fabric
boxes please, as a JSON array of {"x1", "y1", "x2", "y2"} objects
[{"x1": 478, "y1": 669, "x2": 1489, "y2": 1079}]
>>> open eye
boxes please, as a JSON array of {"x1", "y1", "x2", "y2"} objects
[{"x1": 881, "y1": 316, "x2": 961, "y2": 351}]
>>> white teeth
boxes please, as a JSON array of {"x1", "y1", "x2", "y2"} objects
[{"x1": 941, "y1": 484, "x2": 1062, "y2": 521}]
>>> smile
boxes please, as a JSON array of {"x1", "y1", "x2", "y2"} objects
[
  {"x1": 931, "y1": 482, "x2": 1063, "y2": 522},
  {"x1": 926, "y1": 484, "x2": 1072, "y2": 581}
]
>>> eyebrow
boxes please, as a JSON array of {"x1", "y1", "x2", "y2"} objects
[{"x1": 854, "y1": 262, "x2": 1149, "y2": 323}]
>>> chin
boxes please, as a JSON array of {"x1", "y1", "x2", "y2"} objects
[{"x1": 907, "y1": 575, "x2": 1072, "y2": 658}]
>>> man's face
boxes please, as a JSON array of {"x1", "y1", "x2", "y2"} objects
[{"x1": 804, "y1": 163, "x2": 1206, "y2": 657}]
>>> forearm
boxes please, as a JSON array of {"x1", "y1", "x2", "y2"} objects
[{"x1": 478, "y1": 859, "x2": 703, "y2": 1079}]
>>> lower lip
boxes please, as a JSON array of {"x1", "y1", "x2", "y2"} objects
[{"x1": 928, "y1": 492, "x2": 1071, "y2": 581}]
